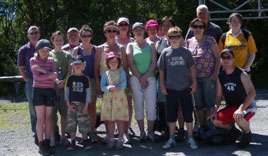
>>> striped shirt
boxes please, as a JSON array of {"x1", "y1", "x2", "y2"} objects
[
  {"x1": 17, "y1": 42, "x2": 35, "y2": 78},
  {"x1": 30, "y1": 56, "x2": 56, "y2": 88}
]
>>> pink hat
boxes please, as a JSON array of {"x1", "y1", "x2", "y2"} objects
[
  {"x1": 145, "y1": 19, "x2": 159, "y2": 32},
  {"x1": 105, "y1": 51, "x2": 120, "y2": 60}
]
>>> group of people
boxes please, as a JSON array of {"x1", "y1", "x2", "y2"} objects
[{"x1": 17, "y1": 4, "x2": 258, "y2": 155}]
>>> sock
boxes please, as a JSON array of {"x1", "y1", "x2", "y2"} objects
[{"x1": 170, "y1": 135, "x2": 175, "y2": 140}]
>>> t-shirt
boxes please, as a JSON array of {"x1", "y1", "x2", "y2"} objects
[
  {"x1": 50, "y1": 50, "x2": 72, "y2": 79},
  {"x1": 65, "y1": 74, "x2": 90, "y2": 103},
  {"x1": 185, "y1": 35, "x2": 217, "y2": 78},
  {"x1": 131, "y1": 42, "x2": 155, "y2": 77},
  {"x1": 30, "y1": 56, "x2": 56, "y2": 88},
  {"x1": 157, "y1": 46, "x2": 194, "y2": 91},
  {"x1": 185, "y1": 22, "x2": 222, "y2": 43},
  {"x1": 218, "y1": 30, "x2": 257, "y2": 68}
]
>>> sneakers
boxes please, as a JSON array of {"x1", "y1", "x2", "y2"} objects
[
  {"x1": 50, "y1": 138, "x2": 56, "y2": 148},
  {"x1": 67, "y1": 142, "x2": 76, "y2": 151},
  {"x1": 162, "y1": 138, "x2": 176, "y2": 149},
  {"x1": 188, "y1": 137, "x2": 198, "y2": 149},
  {"x1": 139, "y1": 132, "x2": 147, "y2": 143},
  {"x1": 124, "y1": 133, "x2": 132, "y2": 144},
  {"x1": 82, "y1": 139, "x2": 92, "y2": 150},
  {"x1": 147, "y1": 132, "x2": 156, "y2": 143},
  {"x1": 115, "y1": 139, "x2": 124, "y2": 150},
  {"x1": 107, "y1": 139, "x2": 116, "y2": 149},
  {"x1": 238, "y1": 132, "x2": 251, "y2": 148},
  {"x1": 60, "y1": 136, "x2": 70, "y2": 145}
]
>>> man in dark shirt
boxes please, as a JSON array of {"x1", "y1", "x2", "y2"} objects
[
  {"x1": 185, "y1": 4, "x2": 222, "y2": 42},
  {"x1": 210, "y1": 49, "x2": 257, "y2": 148}
]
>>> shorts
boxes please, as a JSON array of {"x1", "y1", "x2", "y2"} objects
[
  {"x1": 166, "y1": 88, "x2": 193, "y2": 123},
  {"x1": 66, "y1": 102, "x2": 91, "y2": 134},
  {"x1": 217, "y1": 106, "x2": 256, "y2": 125},
  {"x1": 52, "y1": 86, "x2": 67, "y2": 119},
  {"x1": 33, "y1": 88, "x2": 55, "y2": 107},
  {"x1": 194, "y1": 77, "x2": 216, "y2": 110},
  {"x1": 90, "y1": 78, "x2": 97, "y2": 96}
]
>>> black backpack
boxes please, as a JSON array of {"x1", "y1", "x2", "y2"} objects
[{"x1": 221, "y1": 29, "x2": 251, "y2": 46}]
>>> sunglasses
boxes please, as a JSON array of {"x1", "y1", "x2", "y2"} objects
[
  {"x1": 81, "y1": 34, "x2": 92, "y2": 38},
  {"x1": 119, "y1": 23, "x2": 129, "y2": 27},
  {"x1": 105, "y1": 30, "x2": 118, "y2": 33},
  {"x1": 28, "y1": 32, "x2": 40, "y2": 35},
  {"x1": 192, "y1": 25, "x2": 205, "y2": 29},
  {"x1": 221, "y1": 56, "x2": 232, "y2": 60},
  {"x1": 168, "y1": 35, "x2": 181, "y2": 40}
]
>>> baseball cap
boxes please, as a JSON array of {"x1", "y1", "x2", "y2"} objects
[
  {"x1": 35, "y1": 39, "x2": 52, "y2": 52},
  {"x1": 72, "y1": 55, "x2": 84, "y2": 64},
  {"x1": 132, "y1": 22, "x2": 144, "y2": 30},
  {"x1": 221, "y1": 48, "x2": 234, "y2": 57},
  {"x1": 117, "y1": 17, "x2": 130, "y2": 25},
  {"x1": 67, "y1": 27, "x2": 79, "y2": 34},
  {"x1": 105, "y1": 51, "x2": 120, "y2": 61},
  {"x1": 145, "y1": 19, "x2": 159, "y2": 32},
  {"x1": 27, "y1": 26, "x2": 39, "y2": 33}
]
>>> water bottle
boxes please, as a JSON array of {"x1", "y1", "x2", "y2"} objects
[{"x1": 58, "y1": 67, "x2": 64, "y2": 80}]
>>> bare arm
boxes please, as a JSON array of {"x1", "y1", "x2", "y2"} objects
[
  {"x1": 18, "y1": 66, "x2": 27, "y2": 81},
  {"x1": 94, "y1": 46, "x2": 102, "y2": 95},
  {"x1": 240, "y1": 72, "x2": 256, "y2": 111},
  {"x1": 159, "y1": 69, "x2": 167, "y2": 95},
  {"x1": 189, "y1": 66, "x2": 196, "y2": 94},
  {"x1": 243, "y1": 53, "x2": 256, "y2": 72},
  {"x1": 120, "y1": 46, "x2": 130, "y2": 89},
  {"x1": 210, "y1": 43, "x2": 221, "y2": 80}
]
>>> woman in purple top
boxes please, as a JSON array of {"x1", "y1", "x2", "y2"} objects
[
  {"x1": 73, "y1": 25, "x2": 98, "y2": 141},
  {"x1": 30, "y1": 39, "x2": 57, "y2": 155},
  {"x1": 185, "y1": 18, "x2": 220, "y2": 129}
]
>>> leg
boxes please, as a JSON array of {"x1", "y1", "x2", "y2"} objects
[
  {"x1": 178, "y1": 103, "x2": 185, "y2": 129},
  {"x1": 117, "y1": 120, "x2": 125, "y2": 138},
  {"x1": 89, "y1": 95, "x2": 97, "y2": 133},
  {"x1": 45, "y1": 106, "x2": 53, "y2": 140},
  {"x1": 194, "y1": 78, "x2": 205, "y2": 126},
  {"x1": 203, "y1": 78, "x2": 217, "y2": 125},
  {"x1": 36, "y1": 106, "x2": 45, "y2": 142},
  {"x1": 125, "y1": 94, "x2": 132, "y2": 132}
]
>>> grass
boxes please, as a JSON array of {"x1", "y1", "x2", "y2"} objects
[{"x1": 0, "y1": 102, "x2": 30, "y2": 130}]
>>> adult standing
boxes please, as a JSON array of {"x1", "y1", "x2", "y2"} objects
[
  {"x1": 185, "y1": 4, "x2": 222, "y2": 43},
  {"x1": 185, "y1": 18, "x2": 220, "y2": 128},
  {"x1": 115, "y1": 17, "x2": 134, "y2": 142},
  {"x1": 145, "y1": 19, "x2": 160, "y2": 44},
  {"x1": 17, "y1": 25, "x2": 40, "y2": 145},
  {"x1": 62, "y1": 27, "x2": 80, "y2": 56},
  {"x1": 210, "y1": 48, "x2": 257, "y2": 148},
  {"x1": 73, "y1": 25, "x2": 99, "y2": 142},
  {"x1": 95, "y1": 20, "x2": 129, "y2": 142},
  {"x1": 218, "y1": 13, "x2": 257, "y2": 72},
  {"x1": 127, "y1": 22, "x2": 157, "y2": 142}
]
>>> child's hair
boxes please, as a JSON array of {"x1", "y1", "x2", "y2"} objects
[
  {"x1": 50, "y1": 31, "x2": 64, "y2": 42},
  {"x1": 167, "y1": 26, "x2": 182, "y2": 36},
  {"x1": 105, "y1": 57, "x2": 121, "y2": 69},
  {"x1": 80, "y1": 25, "x2": 93, "y2": 36},
  {"x1": 189, "y1": 18, "x2": 207, "y2": 30}
]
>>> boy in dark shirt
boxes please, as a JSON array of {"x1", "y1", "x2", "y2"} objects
[{"x1": 65, "y1": 56, "x2": 92, "y2": 150}]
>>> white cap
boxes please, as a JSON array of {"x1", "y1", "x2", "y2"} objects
[{"x1": 117, "y1": 17, "x2": 129, "y2": 25}]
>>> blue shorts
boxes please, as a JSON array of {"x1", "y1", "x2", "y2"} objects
[{"x1": 33, "y1": 88, "x2": 55, "y2": 107}]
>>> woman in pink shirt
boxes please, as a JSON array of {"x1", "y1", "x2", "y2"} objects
[{"x1": 30, "y1": 39, "x2": 57, "y2": 155}]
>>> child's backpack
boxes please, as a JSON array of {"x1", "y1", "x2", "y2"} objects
[{"x1": 196, "y1": 120, "x2": 238, "y2": 145}]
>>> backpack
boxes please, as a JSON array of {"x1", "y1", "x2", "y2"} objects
[
  {"x1": 196, "y1": 120, "x2": 238, "y2": 145},
  {"x1": 221, "y1": 29, "x2": 251, "y2": 45}
]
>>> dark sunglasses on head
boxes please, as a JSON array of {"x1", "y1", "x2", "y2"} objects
[
  {"x1": 81, "y1": 34, "x2": 92, "y2": 38},
  {"x1": 168, "y1": 35, "x2": 181, "y2": 40},
  {"x1": 28, "y1": 32, "x2": 40, "y2": 35},
  {"x1": 221, "y1": 56, "x2": 232, "y2": 60},
  {"x1": 105, "y1": 30, "x2": 118, "y2": 33},
  {"x1": 119, "y1": 23, "x2": 129, "y2": 27},
  {"x1": 192, "y1": 25, "x2": 204, "y2": 29}
]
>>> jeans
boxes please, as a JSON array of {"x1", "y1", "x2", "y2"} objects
[{"x1": 25, "y1": 78, "x2": 37, "y2": 135}]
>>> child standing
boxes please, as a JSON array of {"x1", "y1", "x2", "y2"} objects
[
  {"x1": 157, "y1": 27, "x2": 198, "y2": 149},
  {"x1": 100, "y1": 52, "x2": 129, "y2": 150},
  {"x1": 30, "y1": 39, "x2": 57, "y2": 155},
  {"x1": 65, "y1": 55, "x2": 92, "y2": 150},
  {"x1": 50, "y1": 31, "x2": 72, "y2": 147}
]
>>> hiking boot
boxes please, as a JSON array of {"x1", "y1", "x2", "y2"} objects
[
  {"x1": 162, "y1": 138, "x2": 176, "y2": 149},
  {"x1": 82, "y1": 139, "x2": 92, "y2": 150},
  {"x1": 115, "y1": 139, "x2": 124, "y2": 150},
  {"x1": 38, "y1": 141, "x2": 49, "y2": 155},
  {"x1": 176, "y1": 128, "x2": 185, "y2": 142},
  {"x1": 107, "y1": 139, "x2": 116, "y2": 149},
  {"x1": 44, "y1": 139, "x2": 54, "y2": 154},
  {"x1": 238, "y1": 132, "x2": 252, "y2": 148},
  {"x1": 139, "y1": 132, "x2": 147, "y2": 143},
  {"x1": 147, "y1": 132, "x2": 156, "y2": 143},
  {"x1": 188, "y1": 137, "x2": 198, "y2": 149},
  {"x1": 67, "y1": 142, "x2": 76, "y2": 151},
  {"x1": 229, "y1": 127, "x2": 241, "y2": 144}
]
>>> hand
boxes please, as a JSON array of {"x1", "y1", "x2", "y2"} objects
[
  {"x1": 161, "y1": 86, "x2": 168, "y2": 95},
  {"x1": 57, "y1": 80, "x2": 65, "y2": 88},
  {"x1": 49, "y1": 72, "x2": 58, "y2": 80},
  {"x1": 32, "y1": 65, "x2": 46, "y2": 73},
  {"x1": 233, "y1": 108, "x2": 243, "y2": 122},
  {"x1": 68, "y1": 105, "x2": 76, "y2": 112},
  {"x1": 109, "y1": 86, "x2": 118, "y2": 92},
  {"x1": 209, "y1": 73, "x2": 218, "y2": 81},
  {"x1": 190, "y1": 82, "x2": 196, "y2": 94},
  {"x1": 82, "y1": 104, "x2": 88, "y2": 115},
  {"x1": 139, "y1": 77, "x2": 148, "y2": 89}
]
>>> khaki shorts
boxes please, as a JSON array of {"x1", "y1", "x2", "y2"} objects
[{"x1": 52, "y1": 86, "x2": 67, "y2": 119}]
